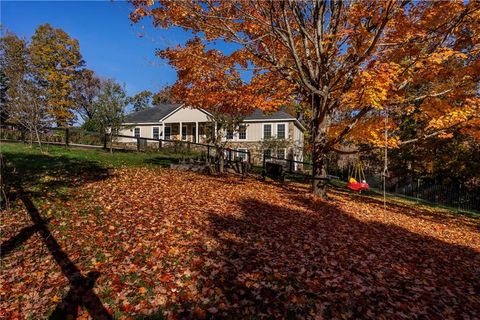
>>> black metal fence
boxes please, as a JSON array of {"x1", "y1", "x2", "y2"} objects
[
  {"x1": 327, "y1": 166, "x2": 480, "y2": 213},
  {"x1": 367, "y1": 173, "x2": 480, "y2": 213},
  {"x1": 262, "y1": 156, "x2": 479, "y2": 213}
]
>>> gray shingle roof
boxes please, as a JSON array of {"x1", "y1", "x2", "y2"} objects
[
  {"x1": 124, "y1": 104, "x2": 181, "y2": 123},
  {"x1": 124, "y1": 104, "x2": 296, "y2": 123},
  {"x1": 244, "y1": 108, "x2": 296, "y2": 121}
]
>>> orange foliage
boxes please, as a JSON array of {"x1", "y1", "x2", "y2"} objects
[{"x1": 130, "y1": 0, "x2": 479, "y2": 188}]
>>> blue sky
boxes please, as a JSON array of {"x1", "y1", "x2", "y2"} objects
[{"x1": 1, "y1": 0, "x2": 198, "y2": 96}]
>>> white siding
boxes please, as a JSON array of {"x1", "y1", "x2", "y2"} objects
[
  {"x1": 118, "y1": 124, "x2": 163, "y2": 142},
  {"x1": 225, "y1": 121, "x2": 291, "y2": 142},
  {"x1": 164, "y1": 107, "x2": 210, "y2": 123}
]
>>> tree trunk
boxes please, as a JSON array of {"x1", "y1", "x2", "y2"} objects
[
  {"x1": 34, "y1": 127, "x2": 43, "y2": 153},
  {"x1": 109, "y1": 133, "x2": 113, "y2": 154},
  {"x1": 311, "y1": 94, "x2": 330, "y2": 199},
  {"x1": 218, "y1": 147, "x2": 224, "y2": 173}
]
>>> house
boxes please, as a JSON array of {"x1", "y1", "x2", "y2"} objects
[{"x1": 118, "y1": 104, "x2": 305, "y2": 164}]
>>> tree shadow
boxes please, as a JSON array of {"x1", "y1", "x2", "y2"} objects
[
  {"x1": 2, "y1": 150, "x2": 113, "y2": 319},
  {"x1": 16, "y1": 190, "x2": 112, "y2": 320},
  {"x1": 2, "y1": 151, "x2": 111, "y2": 191},
  {"x1": 333, "y1": 187, "x2": 480, "y2": 231},
  {"x1": 0, "y1": 217, "x2": 52, "y2": 258},
  {"x1": 175, "y1": 195, "x2": 480, "y2": 318}
]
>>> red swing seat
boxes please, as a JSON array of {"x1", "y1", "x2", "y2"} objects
[
  {"x1": 347, "y1": 181, "x2": 369, "y2": 191},
  {"x1": 347, "y1": 155, "x2": 369, "y2": 192}
]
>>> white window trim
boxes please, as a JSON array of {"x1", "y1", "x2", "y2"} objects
[
  {"x1": 134, "y1": 127, "x2": 141, "y2": 137},
  {"x1": 152, "y1": 126, "x2": 160, "y2": 139},
  {"x1": 276, "y1": 123, "x2": 287, "y2": 139},
  {"x1": 225, "y1": 128, "x2": 234, "y2": 140},
  {"x1": 181, "y1": 125, "x2": 187, "y2": 140},
  {"x1": 163, "y1": 125, "x2": 172, "y2": 140},
  {"x1": 238, "y1": 124, "x2": 247, "y2": 140},
  {"x1": 262, "y1": 123, "x2": 272, "y2": 139}
]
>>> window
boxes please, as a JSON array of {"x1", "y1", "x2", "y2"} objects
[
  {"x1": 277, "y1": 148, "x2": 286, "y2": 159},
  {"x1": 153, "y1": 127, "x2": 159, "y2": 140},
  {"x1": 226, "y1": 128, "x2": 234, "y2": 140},
  {"x1": 237, "y1": 148, "x2": 248, "y2": 161},
  {"x1": 238, "y1": 125, "x2": 246, "y2": 140},
  {"x1": 164, "y1": 126, "x2": 171, "y2": 140},
  {"x1": 277, "y1": 124, "x2": 286, "y2": 139},
  {"x1": 182, "y1": 125, "x2": 187, "y2": 140},
  {"x1": 134, "y1": 127, "x2": 140, "y2": 137},
  {"x1": 263, "y1": 124, "x2": 272, "y2": 139},
  {"x1": 263, "y1": 149, "x2": 271, "y2": 160}
]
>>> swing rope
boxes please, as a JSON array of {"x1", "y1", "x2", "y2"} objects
[{"x1": 383, "y1": 107, "x2": 389, "y2": 211}]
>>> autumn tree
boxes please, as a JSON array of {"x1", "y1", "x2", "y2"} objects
[
  {"x1": 129, "y1": 90, "x2": 152, "y2": 112},
  {"x1": 8, "y1": 79, "x2": 50, "y2": 150},
  {"x1": 72, "y1": 68, "x2": 101, "y2": 122},
  {"x1": 93, "y1": 79, "x2": 128, "y2": 153},
  {"x1": 152, "y1": 85, "x2": 176, "y2": 105},
  {"x1": 130, "y1": 1, "x2": 480, "y2": 197},
  {"x1": 0, "y1": 32, "x2": 30, "y2": 123},
  {"x1": 29, "y1": 23, "x2": 84, "y2": 127},
  {"x1": 157, "y1": 38, "x2": 291, "y2": 173}
]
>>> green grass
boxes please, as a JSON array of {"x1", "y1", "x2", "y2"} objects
[{"x1": 0, "y1": 142, "x2": 200, "y2": 170}]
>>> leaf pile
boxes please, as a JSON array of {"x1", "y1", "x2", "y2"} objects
[{"x1": 1, "y1": 168, "x2": 479, "y2": 319}]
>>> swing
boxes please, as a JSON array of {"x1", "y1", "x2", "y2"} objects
[{"x1": 347, "y1": 156, "x2": 369, "y2": 192}]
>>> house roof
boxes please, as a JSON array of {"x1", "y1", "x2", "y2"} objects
[
  {"x1": 124, "y1": 104, "x2": 182, "y2": 123},
  {"x1": 244, "y1": 108, "x2": 296, "y2": 121},
  {"x1": 124, "y1": 104, "x2": 304, "y2": 130}
]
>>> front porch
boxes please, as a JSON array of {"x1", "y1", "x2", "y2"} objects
[{"x1": 162, "y1": 122, "x2": 214, "y2": 144}]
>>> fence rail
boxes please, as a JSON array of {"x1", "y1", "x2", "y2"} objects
[{"x1": 0, "y1": 124, "x2": 251, "y2": 165}]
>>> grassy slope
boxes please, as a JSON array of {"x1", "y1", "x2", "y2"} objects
[{"x1": 1, "y1": 142, "x2": 190, "y2": 170}]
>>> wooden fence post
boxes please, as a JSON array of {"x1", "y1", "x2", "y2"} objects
[
  {"x1": 207, "y1": 145, "x2": 210, "y2": 162},
  {"x1": 103, "y1": 133, "x2": 108, "y2": 149},
  {"x1": 159, "y1": 139, "x2": 162, "y2": 149},
  {"x1": 65, "y1": 128, "x2": 70, "y2": 147}
]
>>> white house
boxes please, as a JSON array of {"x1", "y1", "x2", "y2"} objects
[{"x1": 118, "y1": 104, "x2": 305, "y2": 164}]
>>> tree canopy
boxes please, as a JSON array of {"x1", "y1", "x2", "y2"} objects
[
  {"x1": 130, "y1": 0, "x2": 480, "y2": 197},
  {"x1": 29, "y1": 23, "x2": 84, "y2": 127},
  {"x1": 129, "y1": 90, "x2": 153, "y2": 112}
]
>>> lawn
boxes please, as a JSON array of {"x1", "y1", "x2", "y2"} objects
[{"x1": 1, "y1": 143, "x2": 479, "y2": 319}]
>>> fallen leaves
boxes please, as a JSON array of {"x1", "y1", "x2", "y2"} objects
[{"x1": 1, "y1": 167, "x2": 479, "y2": 319}]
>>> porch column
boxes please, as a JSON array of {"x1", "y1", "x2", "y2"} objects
[
  {"x1": 179, "y1": 121, "x2": 183, "y2": 140},
  {"x1": 195, "y1": 121, "x2": 199, "y2": 143}
]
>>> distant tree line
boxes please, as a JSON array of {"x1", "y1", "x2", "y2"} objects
[{"x1": 0, "y1": 24, "x2": 175, "y2": 150}]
